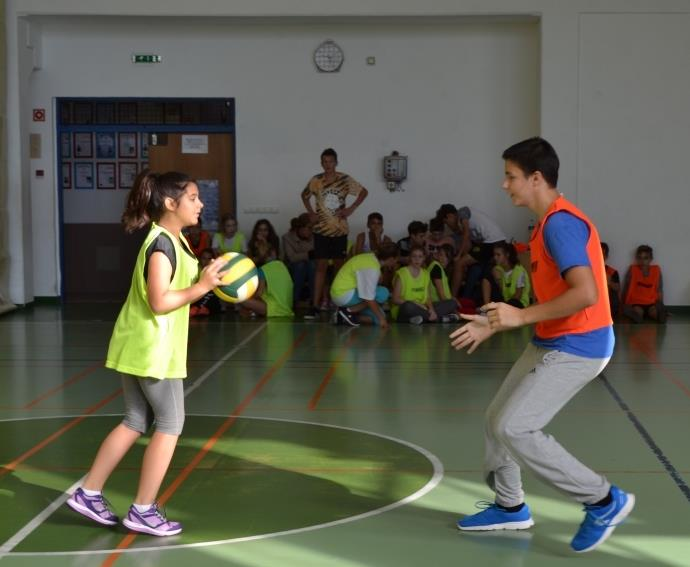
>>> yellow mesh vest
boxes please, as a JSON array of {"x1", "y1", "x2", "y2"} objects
[
  {"x1": 105, "y1": 223, "x2": 199, "y2": 379},
  {"x1": 391, "y1": 266, "x2": 430, "y2": 321}
]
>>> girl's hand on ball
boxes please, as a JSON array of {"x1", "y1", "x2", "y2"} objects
[{"x1": 200, "y1": 257, "x2": 228, "y2": 290}]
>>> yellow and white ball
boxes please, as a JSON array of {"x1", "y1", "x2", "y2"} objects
[{"x1": 213, "y1": 252, "x2": 259, "y2": 303}]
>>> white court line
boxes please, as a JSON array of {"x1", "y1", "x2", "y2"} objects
[
  {"x1": 0, "y1": 323, "x2": 266, "y2": 559},
  {"x1": 5, "y1": 416, "x2": 444, "y2": 556}
]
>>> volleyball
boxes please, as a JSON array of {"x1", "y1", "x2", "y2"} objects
[{"x1": 213, "y1": 252, "x2": 260, "y2": 303}]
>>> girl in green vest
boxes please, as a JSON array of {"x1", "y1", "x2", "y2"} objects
[
  {"x1": 392, "y1": 245, "x2": 458, "y2": 324},
  {"x1": 481, "y1": 242, "x2": 531, "y2": 308},
  {"x1": 67, "y1": 171, "x2": 227, "y2": 537},
  {"x1": 239, "y1": 259, "x2": 294, "y2": 318}
]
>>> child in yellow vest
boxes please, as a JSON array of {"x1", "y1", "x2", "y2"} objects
[
  {"x1": 66, "y1": 171, "x2": 227, "y2": 536},
  {"x1": 391, "y1": 245, "x2": 459, "y2": 324}
]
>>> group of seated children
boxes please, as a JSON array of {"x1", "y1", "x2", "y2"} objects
[{"x1": 186, "y1": 210, "x2": 667, "y2": 326}]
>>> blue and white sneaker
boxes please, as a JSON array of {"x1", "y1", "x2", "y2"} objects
[
  {"x1": 457, "y1": 501, "x2": 534, "y2": 531},
  {"x1": 571, "y1": 486, "x2": 635, "y2": 553}
]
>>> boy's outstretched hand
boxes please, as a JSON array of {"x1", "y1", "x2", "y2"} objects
[{"x1": 449, "y1": 313, "x2": 494, "y2": 354}]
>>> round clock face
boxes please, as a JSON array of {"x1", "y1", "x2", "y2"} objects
[{"x1": 314, "y1": 40, "x2": 344, "y2": 73}]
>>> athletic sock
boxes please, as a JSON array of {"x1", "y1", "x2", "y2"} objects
[
  {"x1": 133, "y1": 503, "x2": 153, "y2": 513},
  {"x1": 591, "y1": 490, "x2": 613, "y2": 508},
  {"x1": 496, "y1": 503, "x2": 524, "y2": 513},
  {"x1": 81, "y1": 487, "x2": 101, "y2": 497}
]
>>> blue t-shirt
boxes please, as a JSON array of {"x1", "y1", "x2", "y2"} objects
[{"x1": 531, "y1": 211, "x2": 615, "y2": 359}]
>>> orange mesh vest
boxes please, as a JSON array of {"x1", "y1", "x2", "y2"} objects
[
  {"x1": 530, "y1": 196, "x2": 612, "y2": 339},
  {"x1": 624, "y1": 265, "x2": 660, "y2": 306}
]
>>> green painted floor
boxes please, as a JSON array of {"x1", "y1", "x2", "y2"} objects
[{"x1": 1, "y1": 304, "x2": 689, "y2": 566}]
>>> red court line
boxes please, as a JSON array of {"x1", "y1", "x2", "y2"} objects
[
  {"x1": 630, "y1": 334, "x2": 690, "y2": 399},
  {"x1": 308, "y1": 333, "x2": 358, "y2": 410},
  {"x1": 100, "y1": 330, "x2": 308, "y2": 567},
  {"x1": 0, "y1": 388, "x2": 123, "y2": 479},
  {"x1": 22, "y1": 361, "x2": 104, "y2": 410}
]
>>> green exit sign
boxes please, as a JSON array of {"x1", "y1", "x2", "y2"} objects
[{"x1": 132, "y1": 54, "x2": 162, "y2": 64}]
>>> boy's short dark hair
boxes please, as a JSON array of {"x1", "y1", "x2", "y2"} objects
[
  {"x1": 601, "y1": 242, "x2": 610, "y2": 257},
  {"x1": 368, "y1": 212, "x2": 383, "y2": 223},
  {"x1": 407, "y1": 220, "x2": 428, "y2": 235},
  {"x1": 429, "y1": 217, "x2": 445, "y2": 233},
  {"x1": 375, "y1": 241, "x2": 399, "y2": 260},
  {"x1": 502, "y1": 137, "x2": 560, "y2": 188},
  {"x1": 636, "y1": 244, "x2": 653, "y2": 258},
  {"x1": 321, "y1": 148, "x2": 338, "y2": 161},
  {"x1": 437, "y1": 204, "x2": 458, "y2": 219}
]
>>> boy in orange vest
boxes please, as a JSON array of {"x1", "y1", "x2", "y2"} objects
[
  {"x1": 622, "y1": 244, "x2": 667, "y2": 323},
  {"x1": 450, "y1": 137, "x2": 634, "y2": 553}
]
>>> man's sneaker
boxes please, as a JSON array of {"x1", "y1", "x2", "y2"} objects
[
  {"x1": 441, "y1": 313, "x2": 460, "y2": 323},
  {"x1": 409, "y1": 315, "x2": 424, "y2": 325},
  {"x1": 122, "y1": 503, "x2": 182, "y2": 537},
  {"x1": 303, "y1": 307, "x2": 320, "y2": 320},
  {"x1": 571, "y1": 486, "x2": 635, "y2": 553},
  {"x1": 337, "y1": 307, "x2": 360, "y2": 327},
  {"x1": 457, "y1": 502, "x2": 534, "y2": 531},
  {"x1": 66, "y1": 488, "x2": 119, "y2": 526}
]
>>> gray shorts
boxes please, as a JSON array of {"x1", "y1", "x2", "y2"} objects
[{"x1": 121, "y1": 374, "x2": 185, "y2": 435}]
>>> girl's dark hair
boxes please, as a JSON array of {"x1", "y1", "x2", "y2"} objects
[
  {"x1": 408, "y1": 244, "x2": 426, "y2": 256},
  {"x1": 121, "y1": 170, "x2": 193, "y2": 233},
  {"x1": 248, "y1": 218, "x2": 280, "y2": 260},
  {"x1": 494, "y1": 241, "x2": 519, "y2": 267},
  {"x1": 220, "y1": 212, "x2": 237, "y2": 226}
]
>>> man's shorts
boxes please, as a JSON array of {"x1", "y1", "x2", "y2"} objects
[{"x1": 313, "y1": 233, "x2": 348, "y2": 260}]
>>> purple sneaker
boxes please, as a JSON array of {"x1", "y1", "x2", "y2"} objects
[
  {"x1": 122, "y1": 503, "x2": 182, "y2": 537},
  {"x1": 66, "y1": 487, "x2": 119, "y2": 526}
]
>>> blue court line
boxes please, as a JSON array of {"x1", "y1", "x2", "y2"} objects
[{"x1": 599, "y1": 373, "x2": 690, "y2": 502}]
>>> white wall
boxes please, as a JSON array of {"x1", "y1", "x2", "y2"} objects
[
  {"x1": 577, "y1": 12, "x2": 690, "y2": 303},
  {"x1": 5, "y1": 0, "x2": 690, "y2": 305},
  {"x1": 28, "y1": 16, "x2": 540, "y2": 297}
]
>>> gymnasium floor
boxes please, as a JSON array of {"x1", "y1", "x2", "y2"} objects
[{"x1": 1, "y1": 303, "x2": 689, "y2": 567}]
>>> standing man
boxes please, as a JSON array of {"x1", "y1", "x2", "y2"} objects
[
  {"x1": 450, "y1": 137, "x2": 634, "y2": 553},
  {"x1": 301, "y1": 148, "x2": 368, "y2": 319}
]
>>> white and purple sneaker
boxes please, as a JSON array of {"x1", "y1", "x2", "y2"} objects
[
  {"x1": 66, "y1": 487, "x2": 119, "y2": 526},
  {"x1": 122, "y1": 503, "x2": 182, "y2": 537}
]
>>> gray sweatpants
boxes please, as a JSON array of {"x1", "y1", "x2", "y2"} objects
[{"x1": 484, "y1": 343, "x2": 610, "y2": 507}]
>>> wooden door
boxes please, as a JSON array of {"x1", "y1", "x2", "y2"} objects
[{"x1": 148, "y1": 133, "x2": 235, "y2": 220}]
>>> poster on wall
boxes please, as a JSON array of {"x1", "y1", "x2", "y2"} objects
[
  {"x1": 97, "y1": 163, "x2": 116, "y2": 189},
  {"x1": 197, "y1": 179, "x2": 220, "y2": 231},
  {"x1": 61, "y1": 162, "x2": 71, "y2": 189},
  {"x1": 118, "y1": 132, "x2": 138, "y2": 158},
  {"x1": 96, "y1": 132, "x2": 116, "y2": 159},
  {"x1": 119, "y1": 162, "x2": 138, "y2": 189},
  {"x1": 74, "y1": 133, "x2": 93, "y2": 158},
  {"x1": 74, "y1": 162, "x2": 94, "y2": 189}
]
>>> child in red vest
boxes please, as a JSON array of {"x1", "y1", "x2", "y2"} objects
[
  {"x1": 600, "y1": 242, "x2": 620, "y2": 318},
  {"x1": 622, "y1": 244, "x2": 667, "y2": 323}
]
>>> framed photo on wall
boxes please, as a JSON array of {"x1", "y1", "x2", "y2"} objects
[
  {"x1": 96, "y1": 132, "x2": 116, "y2": 159},
  {"x1": 118, "y1": 132, "x2": 137, "y2": 158},
  {"x1": 74, "y1": 132, "x2": 93, "y2": 158},
  {"x1": 97, "y1": 163, "x2": 116, "y2": 189},
  {"x1": 74, "y1": 162, "x2": 94, "y2": 189},
  {"x1": 118, "y1": 162, "x2": 138, "y2": 189},
  {"x1": 61, "y1": 162, "x2": 72, "y2": 189},
  {"x1": 60, "y1": 133, "x2": 71, "y2": 158}
]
